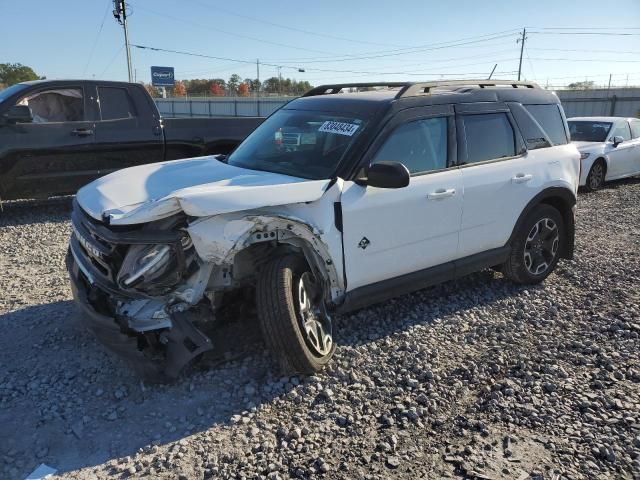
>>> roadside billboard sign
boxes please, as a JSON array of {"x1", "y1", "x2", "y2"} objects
[{"x1": 151, "y1": 66, "x2": 175, "y2": 87}]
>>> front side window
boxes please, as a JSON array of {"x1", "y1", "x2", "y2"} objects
[
  {"x1": 630, "y1": 120, "x2": 640, "y2": 139},
  {"x1": 524, "y1": 104, "x2": 568, "y2": 146},
  {"x1": 0, "y1": 83, "x2": 28, "y2": 104},
  {"x1": 568, "y1": 121, "x2": 612, "y2": 142},
  {"x1": 227, "y1": 109, "x2": 367, "y2": 179},
  {"x1": 17, "y1": 88, "x2": 84, "y2": 123},
  {"x1": 372, "y1": 117, "x2": 448, "y2": 175},
  {"x1": 98, "y1": 87, "x2": 136, "y2": 120},
  {"x1": 610, "y1": 121, "x2": 632, "y2": 141},
  {"x1": 462, "y1": 113, "x2": 516, "y2": 163}
]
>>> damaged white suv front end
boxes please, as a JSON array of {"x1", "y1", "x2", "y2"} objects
[{"x1": 67, "y1": 108, "x2": 357, "y2": 379}]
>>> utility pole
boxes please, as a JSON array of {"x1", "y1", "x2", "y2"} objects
[
  {"x1": 278, "y1": 66, "x2": 283, "y2": 96},
  {"x1": 487, "y1": 64, "x2": 497, "y2": 80},
  {"x1": 113, "y1": 0, "x2": 133, "y2": 83},
  {"x1": 607, "y1": 73, "x2": 612, "y2": 91},
  {"x1": 256, "y1": 59, "x2": 260, "y2": 98},
  {"x1": 517, "y1": 28, "x2": 527, "y2": 81}
]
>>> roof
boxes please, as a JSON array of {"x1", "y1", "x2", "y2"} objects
[
  {"x1": 284, "y1": 80, "x2": 560, "y2": 117},
  {"x1": 568, "y1": 116, "x2": 634, "y2": 122},
  {"x1": 18, "y1": 79, "x2": 136, "y2": 87}
]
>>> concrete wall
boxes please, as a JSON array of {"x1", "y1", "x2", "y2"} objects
[{"x1": 556, "y1": 88, "x2": 640, "y2": 118}]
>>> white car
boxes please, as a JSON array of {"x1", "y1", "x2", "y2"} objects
[
  {"x1": 67, "y1": 80, "x2": 580, "y2": 379},
  {"x1": 568, "y1": 116, "x2": 640, "y2": 191}
]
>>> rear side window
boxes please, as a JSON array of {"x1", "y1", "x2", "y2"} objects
[
  {"x1": 462, "y1": 113, "x2": 516, "y2": 163},
  {"x1": 631, "y1": 120, "x2": 640, "y2": 139},
  {"x1": 98, "y1": 87, "x2": 136, "y2": 120},
  {"x1": 524, "y1": 104, "x2": 568, "y2": 146},
  {"x1": 610, "y1": 121, "x2": 632, "y2": 141},
  {"x1": 372, "y1": 117, "x2": 448, "y2": 175}
]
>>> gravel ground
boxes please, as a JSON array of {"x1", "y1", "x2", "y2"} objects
[{"x1": 1, "y1": 179, "x2": 639, "y2": 480}]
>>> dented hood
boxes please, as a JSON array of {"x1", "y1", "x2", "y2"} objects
[{"x1": 76, "y1": 156, "x2": 330, "y2": 225}]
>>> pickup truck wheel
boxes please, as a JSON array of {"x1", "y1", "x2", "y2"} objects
[
  {"x1": 503, "y1": 204, "x2": 563, "y2": 284},
  {"x1": 256, "y1": 255, "x2": 335, "y2": 374},
  {"x1": 585, "y1": 159, "x2": 606, "y2": 191}
]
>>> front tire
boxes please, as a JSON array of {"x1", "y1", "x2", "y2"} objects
[
  {"x1": 256, "y1": 254, "x2": 335, "y2": 374},
  {"x1": 503, "y1": 204, "x2": 563, "y2": 284},
  {"x1": 584, "y1": 159, "x2": 606, "y2": 191}
]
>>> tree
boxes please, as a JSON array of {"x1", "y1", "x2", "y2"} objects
[
  {"x1": 227, "y1": 74, "x2": 242, "y2": 94},
  {"x1": 567, "y1": 80, "x2": 595, "y2": 90},
  {"x1": 143, "y1": 83, "x2": 160, "y2": 98},
  {"x1": 210, "y1": 83, "x2": 224, "y2": 96},
  {"x1": 0, "y1": 63, "x2": 40, "y2": 86},
  {"x1": 173, "y1": 80, "x2": 187, "y2": 97},
  {"x1": 237, "y1": 83, "x2": 250, "y2": 97}
]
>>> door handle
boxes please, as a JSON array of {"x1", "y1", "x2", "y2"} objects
[
  {"x1": 511, "y1": 173, "x2": 533, "y2": 184},
  {"x1": 427, "y1": 188, "x2": 456, "y2": 200},
  {"x1": 71, "y1": 128, "x2": 94, "y2": 137}
]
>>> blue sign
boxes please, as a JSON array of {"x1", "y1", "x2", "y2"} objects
[{"x1": 151, "y1": 66, "x2": 175, "y2": 87}]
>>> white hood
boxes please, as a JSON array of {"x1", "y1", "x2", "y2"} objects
[{"x1": 76, "y1": 156, "x2": 330, "y2": 225}]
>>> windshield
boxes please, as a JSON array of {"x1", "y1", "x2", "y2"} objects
[
  {"x1": 227, "y1": 109, "x2": 367, "y2": 179},
  {"x1": 0, "y1": 83, "x2": 29, "y2": 104},
  {"x1": 568, "y1": 121, "x2": 612, "y2": 142}
]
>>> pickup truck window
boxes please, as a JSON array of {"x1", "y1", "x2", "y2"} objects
[
  {"x1": 372, "y1": 117, "x2": 447, "y2": 175},
  {"x1": 98, "y1": 87, "x2": 136, "y2": 120},
  {"x1": 462, "y1": 113, "x2": 516, "y2": 163},
  {"x1": 17, "y1": 88, "x2": 84, "y2": 123},
  {"x1": 0, "y1": 83, "x2": 28, "y2": 103},
  {"x1": 227, "y1": 109, "x2": 366, "y2": 180}
]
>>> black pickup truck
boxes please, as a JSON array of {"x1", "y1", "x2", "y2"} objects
[{"x1": 0, "y1": 80, "x2": 264, "y2": 200}]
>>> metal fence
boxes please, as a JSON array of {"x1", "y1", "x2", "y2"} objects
[
  {"x1": 155, "y1": 96, "x2": 293, "y2": 118},
  {"x1": 155, "y1": 89, "x2": 640, "y2": 119}
]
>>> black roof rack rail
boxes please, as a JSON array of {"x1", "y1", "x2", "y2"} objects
[
  {"x1": 302, "y1": 82, "x2": 411, "y2": 97},
  {"x1": 301, "y1": 80, "x2": 540, "y2": 99}
]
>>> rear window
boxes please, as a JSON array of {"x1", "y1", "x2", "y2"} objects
[
  {"x1": 524, "y1": 104, "x2": 568, "y2": 146},
  {"x1": 462, "y1": 113, "x2": 516, "y2": 163},
  {"x1": 98, "y1": 87, "x2": 136, "y2": 120}
]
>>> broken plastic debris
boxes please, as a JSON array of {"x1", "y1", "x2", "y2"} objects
[{"x1": 25, "y1": 463, "x2": 57, "y2": 480}]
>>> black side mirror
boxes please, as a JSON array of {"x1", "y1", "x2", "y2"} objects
[
  {"x1": 612, "y1": 135, "x2": 624, "y2": 147},
  {"x1": 3, "y1": 105, "x2": 33, "y2": 124},
  {"x1": 366, "y1": 161, "x2": 410, "y2": 189}
]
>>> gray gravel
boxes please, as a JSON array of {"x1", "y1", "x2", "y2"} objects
[{"x1": 1, "y1": 179, "x2": 639, "y2": 480}]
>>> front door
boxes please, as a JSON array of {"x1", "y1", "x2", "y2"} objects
[
  {"x1": 3, "y1": 85, "x2": 96, "y2": 198},
  {"x1": 341, "y1": 106, "x2": 462, "y2": 291},
  {"x1": 606, "y1": 120, "x2": 635, "y2": 177}
]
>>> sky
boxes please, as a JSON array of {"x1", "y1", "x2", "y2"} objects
[{"x1": 1, "y1": 0, "x2": 639, "y2": 89}]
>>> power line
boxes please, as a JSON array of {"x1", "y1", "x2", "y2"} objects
[
  {"x1": 529, "y1": 57, "x2": 640, "y2": 63},
  {"x1": 83, "y1": 0, "x2": 112, "y2": 76},
  {"x1": 529, "y1": 47, "x2": 640, "y2": 55},
  {"x1": 529, "y1": 31, "x2": 640, "y2": 36},
  {"x1": 100, "y1": 45, "x2": 125, "y2": 77},
  {"x1": 131, "y1": 44, "x2": 519, "y2": 77},
  {"x1": 134, "y1": 6, "x2": 337, "y2": 56},
  {"x1": 183, "y1": 0, "x2": 412, "y2": 48}
]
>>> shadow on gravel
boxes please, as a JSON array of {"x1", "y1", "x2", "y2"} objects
[
  {"x1": 0, "y1": 197, "x2": 73, "y2": 227},
  {"x1": 0, "y1": 265, "x2": 543, "y2": 479}
]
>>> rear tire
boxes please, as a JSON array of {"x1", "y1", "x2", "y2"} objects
[
  {"x1": 503, "y1": 204, "x2": 564, "y2": 285},
  {"x1": 256, "y1": 254, "x2": 335, "y2": 374},
  {"x1": 584, "y1": 159, "x2": 606, "y2": 191}
]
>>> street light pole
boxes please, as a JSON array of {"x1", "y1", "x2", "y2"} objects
[{"x1": 113, "y1": 0, "x2": 133, "y2": 82}]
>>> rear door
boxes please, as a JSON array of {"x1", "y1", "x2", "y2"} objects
[
  {"x1": 341, "y1": 105, "x2": 463, "y2": 291},
  {"x1": 456, "y1": 103, "x2": 542, "y2": 257},
  {"x1": 93, "y1": 84, "x2": 164, "y2": 172},
  {"x1": 2, "y1": 84, "x2": 96, "y2": 198}
]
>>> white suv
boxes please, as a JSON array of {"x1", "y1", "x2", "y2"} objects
[
  {"x1": 568, "y1": 116, "x2": 640, "y2": 191},
  {"x1": 67, "y1": 80, "x2": 580, "y2": 379}
]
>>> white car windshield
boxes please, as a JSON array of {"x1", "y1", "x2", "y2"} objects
[
  {"x1": 227, "y1": 109, "x2": 366, "y2": 179},
  {"x1": 568, "y1": 121, "x2": 612, "y2": 142}
]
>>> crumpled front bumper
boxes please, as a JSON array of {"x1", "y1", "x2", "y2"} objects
[{"x1": 66, "y1": 249, "x2": 212, "y2": 379}]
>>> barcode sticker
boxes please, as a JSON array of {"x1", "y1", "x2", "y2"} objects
[{"x1": 318, "y1": 121, "x2": 360, "y2": 136}]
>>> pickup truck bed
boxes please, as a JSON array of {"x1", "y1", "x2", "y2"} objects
[{"x1": 0, "y1": 80, "x2": 263, "y2": 201}]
